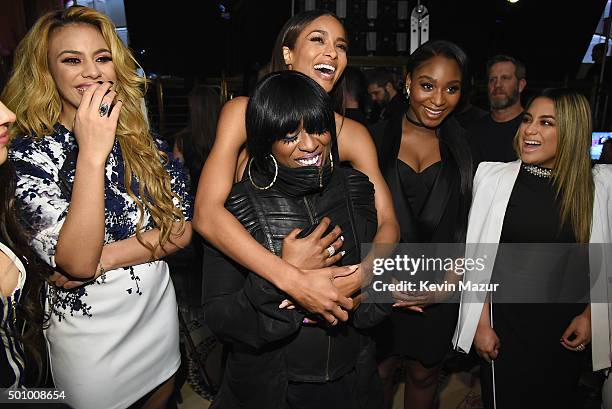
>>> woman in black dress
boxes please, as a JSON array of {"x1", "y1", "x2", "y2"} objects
[{"x1": 370, "y1": 40, "x2": 473, "y2": 409}]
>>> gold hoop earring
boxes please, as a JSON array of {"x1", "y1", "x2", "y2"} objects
[{"x1": 248, "y1": 155, "x2": 278, "y2": 190}]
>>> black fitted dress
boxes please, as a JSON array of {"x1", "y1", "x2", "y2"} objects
[
  {"x1": 480, "y1": 166, "x2": 588, "y2": 409},
  {"x1": 370, "y1": 115, "x2": 472, "y2": 367}
]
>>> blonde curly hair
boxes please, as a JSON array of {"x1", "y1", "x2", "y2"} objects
[{"x1": 2, "y1": 5, "x2": 186, "y2": 255}]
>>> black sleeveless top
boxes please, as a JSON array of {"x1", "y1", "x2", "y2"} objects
[{"x1": 397, "y1": 160, "x2": 442, "y2": 228}]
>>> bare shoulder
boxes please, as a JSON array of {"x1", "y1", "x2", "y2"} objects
[
  {"x1": 335, "y1": 113, "x2": 375, "y2": 162},
  {"x1": 220, "y1": 96, "x2": 249, "y2": 117},
  {"x1": 214, "y1": 96, "x2": 250, "y2": 150},
  {"x1": 335, "y1": 113, "x2": 370, "y2": 139}
]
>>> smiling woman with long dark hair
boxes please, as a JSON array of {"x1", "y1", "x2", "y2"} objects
[
  {"x1": 369, "y1": 39, "x2": 473, "y2": 409},
  {"x1": 194, "y1": 10, "x2": 399, "y2": 328}
]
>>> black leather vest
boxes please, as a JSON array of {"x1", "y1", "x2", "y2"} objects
[
  {"x1": 225, "y1": 166, "x2": 378, "y2": 382},
  {"x1": 226, "y1": 167, "x2": 377, "y2": 267}
]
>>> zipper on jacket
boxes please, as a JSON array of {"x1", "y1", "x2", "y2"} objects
[
  {"x1": 325, "y1": 335, "x2": 331, "y2": 381},
  {"x1": 303, "y1": 197, "x2": 316, "y2": 224},
  {"x1": 304, "y1": 195, "x2": 330, "y2": 380}
]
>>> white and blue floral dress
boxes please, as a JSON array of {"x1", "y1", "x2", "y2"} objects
[{"x1": 9, "y1": 124, "x2": 193, "y2": 409}]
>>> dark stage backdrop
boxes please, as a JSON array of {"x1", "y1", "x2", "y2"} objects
[
  {"x1": 124, "y1": 0, "x2": 606, "y2": 82},
  {"x1": 124, "y1": 0, "x2": 291, "y2": 78}
]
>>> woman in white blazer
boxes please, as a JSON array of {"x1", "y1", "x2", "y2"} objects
[{"x1": 453, "y1": 88, "x2": 612, "y2": 409}]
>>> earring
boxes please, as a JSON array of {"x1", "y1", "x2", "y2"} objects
[
  {"x1": 249, "y1": 155, "x2": 278, "y2": 190},
  {"x1": 405, "y1": 87, "x2": 411, "y2": 100}
]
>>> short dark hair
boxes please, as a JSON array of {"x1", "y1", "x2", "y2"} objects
[
  {"x1": 486, "y1": 54, "x2": 526, "y2": 80},
  {"x1": 407, "y1": 39, "x2": 469, "y2": 106},
  {"x1": 246, "y1": 71, "x2": 336, "y2": 169},
  {"x1": 367, "y1": 68, "x2": 398, "y2": 89}
]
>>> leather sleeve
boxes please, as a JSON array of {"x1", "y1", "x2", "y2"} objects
[{"x1": 202, "y1": 240, "x2": 303, "y2": 349}]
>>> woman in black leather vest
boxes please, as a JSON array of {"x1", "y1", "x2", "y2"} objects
[{"x1": 202, "y1": 71, "x2": 390, "y2": 409}]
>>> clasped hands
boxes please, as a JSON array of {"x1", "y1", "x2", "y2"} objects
[{"x1": 278, "y1": 217, "x2": 362, "y2": 326}]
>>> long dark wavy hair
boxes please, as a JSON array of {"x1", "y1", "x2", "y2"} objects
[
  {"x1": 406, "y1": 40, "x2": 473, "y2": 196},
  {"x1": 268, "y1": 9, "x2": 347, "y2": 114},
  {"x1": 405, "y1": 40, "x2": 474, "y2": 242},
  {"x1": 174, "y1": 85, "x2": 221, "y2": 187},
  {"x1": 0, "y1": 160, "x2": 51, "y2": 385}
]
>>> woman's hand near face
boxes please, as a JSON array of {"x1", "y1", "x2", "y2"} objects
[
  {"x1": 55, "y1": 81, "x2": 122, "y2": 278},
  {"x1": 281, "y1": 217, "x2": 344, "y2": 269},
  {"x1": 73, "y1": 81, "x2": 122, "y2": 165}
]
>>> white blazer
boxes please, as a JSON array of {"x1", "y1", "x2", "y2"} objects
[{"x1": 453, "y1": 160, "x2": 612, "y2": 371}]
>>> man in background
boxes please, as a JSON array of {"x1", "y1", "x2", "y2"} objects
[
  {"x1": 367, "y1": 68, "x2": 408, "y2": 122},
  {"x1": 469, "y1": 55, "x2": 527, "y2": 163},
  {"x1": 342, "y1": 66, "x2": 369, "y2": 126}
]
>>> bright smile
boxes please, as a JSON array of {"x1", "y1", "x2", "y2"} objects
[
  {"x1": 522, "y1": 139, "x2": 541, "y2": 152},
  {"x1": 313, "y1": 63, "x2": 337, "y2": 81},
  {"x1": 296, "y1": 152, "x2": 323, "y2": 167},
  {"x1": 423, "y1": 107, "x2": 445, "y2": 118}
]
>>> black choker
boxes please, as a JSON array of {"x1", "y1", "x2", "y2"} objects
[{"x1": 405, "y1": 111, "x2": 427, "y2": 128}]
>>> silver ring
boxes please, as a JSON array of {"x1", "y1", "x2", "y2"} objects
[
  {"x1": 326, "y1": 245, "x2": 336, "y2": 257},
  {"x1": 98, "y1": 102, "x2": 110, "y2": 117}
]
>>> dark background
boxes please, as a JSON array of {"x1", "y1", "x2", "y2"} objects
[{"x1": 123, "y1": 0, "x2": 607, "y2": 82}]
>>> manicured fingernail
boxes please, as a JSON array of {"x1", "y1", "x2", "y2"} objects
[
  {"x1": 340, "y1": 250, "x2": 346, "y2": 256},
  {"x1": 340, "y1": 235, "x2": 344, "y2": 241},
  {"x1": 302, "y1": 318, "x2": 308, "y2": 324}
]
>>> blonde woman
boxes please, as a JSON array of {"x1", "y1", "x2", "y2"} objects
[
  {"x1": 453, "y1": 88, "x2": 612, "y2": 409},
  {"x1": 4, "y1": 6, "x2": 192, "y2": 409}
]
